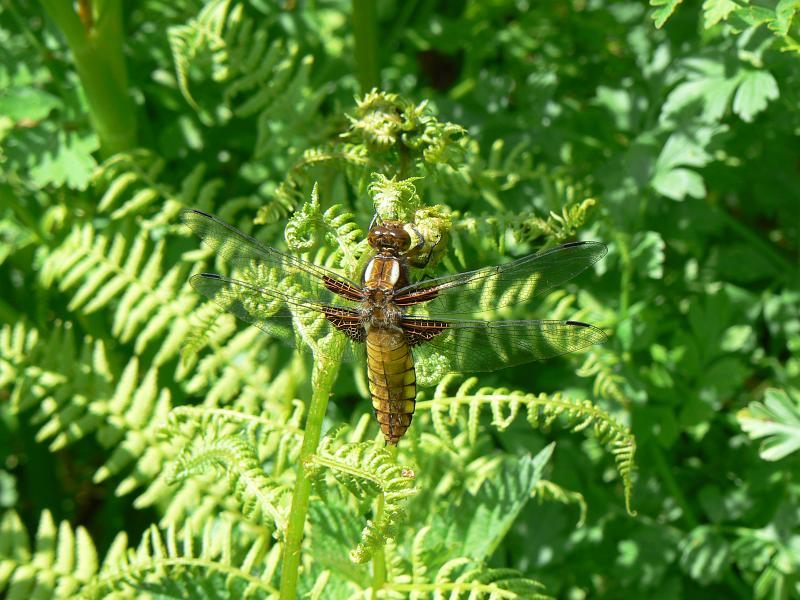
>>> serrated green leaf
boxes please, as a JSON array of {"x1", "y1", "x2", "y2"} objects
[
  {"x1": 630, "y1": 231, "x2": 666, "y2": 279},
  {"x1": 702, "y1": 0, "x2": 739, "y2": 28},
  {"x1": 652, "y1": 167, "x2": 706, "y2": 200},
  {"x1": 732, "y1": 71, "x2": 779, "y2": 122},
  {"x1": 738, "y1": 389, "x2": 800, "y2": 461},
  {"x1": 661, "y1": 74, "x2": 740, "y2": 123},
  {"x1": 25, "y1": 130, "x2": 99, "y2": 191},
  {"x1": 770, "y1": 0, "x2": 800, "y2": 35},
  {"x1": 650, "y1": 0, "x2": 684, "y2": 28},
  {"x1": 679, "y1": 526, "x2": 731, "y2": 584},
  {"x1": 0, "y1": 88, "x2": 60, "y2": 122},
  {"x1": 432, "y1": 444, "x2": 553, "y2": 563}
]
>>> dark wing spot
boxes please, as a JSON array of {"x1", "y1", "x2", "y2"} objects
[{"x1": 565, "y1": 320, "x2": 590, "y2": 327}]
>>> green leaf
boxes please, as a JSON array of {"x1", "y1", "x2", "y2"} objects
[
  {"x1": 732, "y1": 71, "x2": 779, "y2": 122},
  {"x1": 650, "y1": 0, "x2": 684, "y2": 28},
  {"x1": 652, "y1": 167, "x2": 706, "y2": 200},
  {"x1": 434, "y1": 444, "x2": 552, "y2": 563},
  {"x1": 630, "y1": 231, "x2": 666, "y2": 279},
  {"x1": 737, "y1": 388, "x2": 800, "y2": 461},
  {"x1": 661, "y1": 72, "x2": 740, "y2": 123},
  {"x1": 770, "y1": 0, "x2": 800, "y2": 35},
  {"x1": 702, "y1": 0, "x2": 739, "y2": 28},
  {"x1": 652, "y1": 130, "x2": 716, "y2": 200},
  {"x1": 656, "y1": 132, "x2": 713, "y2": 170},
  {"x1": 0, "y1": 88, "x2": 60, "y2": 122},
  {"x1": 679, "y1": 526, "x2": 731, "y2": 584},
  {"x1": 27, "y1": 130, "x2": 99, "y2": 191}
]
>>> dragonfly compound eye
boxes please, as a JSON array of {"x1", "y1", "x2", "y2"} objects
[{"x1": 368, "y1": 223, "x2": 411, "y2": 252}]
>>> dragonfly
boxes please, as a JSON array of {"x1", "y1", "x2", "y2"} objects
[{"x1": 181, "y1": 208, "x2": 608, "y2": 445}]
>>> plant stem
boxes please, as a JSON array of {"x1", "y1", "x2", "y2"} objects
[
  {"x1": 352, "y1": 0, "x2": 380, "y2": 92},
  {"x1": 371, "y1": 491, "x2": 387, "y2": 597},
  {"x1": 39, "y1": 0, "x2": 136, "y2": 156},
  {"x1": 370, "y1": 443, "x2": 394, "y2": 596},
  {"x1": 278, "y1": 343, "x2": 344, "y2": 599}
]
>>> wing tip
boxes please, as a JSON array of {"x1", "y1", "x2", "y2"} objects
[
  {"x1": 566, "y1": 320, "x2": 609, "y2": 344},
  {"x1": 562, "y1": 239, "x2": 608, "y2": 256},
  {"x1": 180, "y1": 207, "x2": 213, "y2": 221},
  {"x1": 565, "y1": 319, "x2": 590, "y2": 327}
]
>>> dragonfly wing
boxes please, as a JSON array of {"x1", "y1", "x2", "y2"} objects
[
  {"x1": 395, "y1": 241, "x2": 607, "y2": 317},
  {"x1": 405, "y1": 318, "x2": 607, "y2": 373},
  {"x1": 181, "y1": 208, "x2": 364, "y2": 305},
  {"x1": 191, "y1": 273, "x2": 366, "y2": 361}
]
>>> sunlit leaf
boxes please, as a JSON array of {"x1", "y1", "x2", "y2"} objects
[{"x1": 738, "y1": 389, "x2": 800, "y2": 461}]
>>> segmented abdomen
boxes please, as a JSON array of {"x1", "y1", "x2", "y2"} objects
[{"x1": 366, "y1": 328, "x2": 416, "y2": 445}]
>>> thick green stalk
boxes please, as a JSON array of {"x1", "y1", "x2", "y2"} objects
[
  {"x1": 39, "y1": 0, "x2": 136, "y2": 156},
  {"x1": 278, "y1": 342, "x2": 345, "y2": 599},
  {"x1": 371, "y1": 491, "x2": 387, "y2": 596},
  {"x1": 352, "y1": 0, "x2": 380, "y2": 91},
  {"x1": 370, "y1": 443, "x2": 395, "y2": 596}
]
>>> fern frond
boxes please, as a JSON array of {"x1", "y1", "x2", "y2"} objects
[
  {"x1": 446, "y1": 197, "x2": 598, "y2": 270},
  {"x1": 168, "y1": 0, "x2": 325, "y2": 162},
  {"x1": 532, "y1": 479, "x2": 588, "y2": 527},
  {"x1": 417, "y1": 374, "x2": 637, "y2": 515},
  {"x1": 178, "y1": 300, "x2": 235, "y2": 367},
  {"x1": 305, "y1": 432, "x2": 418, "y2": 563},
  {"x1": 182, "y1": 325, "x2": 272, "y2": 401},
  {"x1": 1, "y1": 322, "x2": 87, "y2": 414},
  {"x1": 383, "y1": 554, "x2": 550, "y2": 599},
  {"x1": 283, "y1": 184, "x2": 363, "y2": 268},
  {"x1": 41, "y1": 222, "x2": 198, "y2": 366},
  {"x1": 167, "y1": 0, "x2": 237, "y2": 114},
  {"x1": 267, "y1": 143, "x2": 371, "y2": 221},
  {"x1": 93, "y1": 152, "x2": 224, "y2": 224},
  {"x1": 0, "y1": 509, "x2": 100, "y2": 599},
  {"x1": 577, "y1": 349, "x2": 630, "y2": 406},
  {"x1": 167, "y1": 424, "x2": 291, "y2": 534},
  {"x1": 166, "y1": 403, "x2": 305, "y2": 473},
  {"x1": 81, "y1": 520, "x2": 280, "y2": 599},
  {"x1": 2, "y1": 322, "x2": 189, "y2": 522}
]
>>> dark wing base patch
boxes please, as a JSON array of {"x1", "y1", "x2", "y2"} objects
[
  {"x1": 323, "y1": 307, "x2": 367, "y2": 342},
  {"x1": 401, "y1": 318, "x2": 450, "y2": 346},
  {"x1": 323, "y1": 275, "x2": 364, "y2": 302}
]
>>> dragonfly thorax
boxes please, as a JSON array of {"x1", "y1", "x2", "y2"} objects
[{"x1": 361, "y1": 254, "x2": 407, "y2": 331}]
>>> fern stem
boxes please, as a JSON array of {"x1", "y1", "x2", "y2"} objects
[
  {"x1": 352, "y1": 0, "x2": 380, "y2": 91},
  {"x1": 370, "y1": 443, "x2": 395, "y2": 595},
  {"x1": 279, "y1": 343, "x2": 345, "y2": 599},
  {"x1": 39, "y1": 0, "x2": 136, "y2": 156},
  {"x1": 371, "y1": 491, "x2": 387, "y2": 595}
]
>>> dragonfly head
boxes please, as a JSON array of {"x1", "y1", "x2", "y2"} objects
[{"x1": 368, "y1": 220, "x2": 411, "y2": 254}]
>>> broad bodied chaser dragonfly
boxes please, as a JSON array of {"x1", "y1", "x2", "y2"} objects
[{"x1": 181, "y1": 208, "x2": 607, "y2": 445}]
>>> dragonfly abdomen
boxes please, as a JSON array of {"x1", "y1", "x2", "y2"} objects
[{"x1": 366, "y1": 328, "x2": 416, "y2": 445}]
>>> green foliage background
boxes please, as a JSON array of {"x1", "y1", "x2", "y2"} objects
[{"x1": 1, "y1": 0, "x2": 799, "y2": 598}]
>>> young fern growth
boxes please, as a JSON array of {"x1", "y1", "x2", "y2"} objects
[
  {"x1": 376, "y1": 527, "x2": 550, "y2": 600},
  {"x1": 305, "y1": 430, "x2": 418, "y2": 564},
  {"x1": 418, "y1": 374, "x2": 637, "y2": 515},
  {"x1": 168, "y1": 425, "x2": 290, "y2": 534},
  {"x1": 268, "y1": 90, "x2": 470, "y2": 222}
]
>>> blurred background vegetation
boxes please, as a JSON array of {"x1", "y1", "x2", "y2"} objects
[{"x1": 1, "y1": 0, "x2": 799, "y2": 598}]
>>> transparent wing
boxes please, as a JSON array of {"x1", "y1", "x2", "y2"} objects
[
  {"x1": 181, "y1": 209, "x2": 366, "y2": 360},
  {"x1": 406, "y1": 318, "x2": 607, "y2": 373},
  {"x1": 181, "y1": 208, "x2": 364, "y2": 307},
  {"x1": 190, "y1": 273, "x2": 365, "y2": 361},
  {"x1": 395, "y1": 241, "x2": 607, "y2": 317}
]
